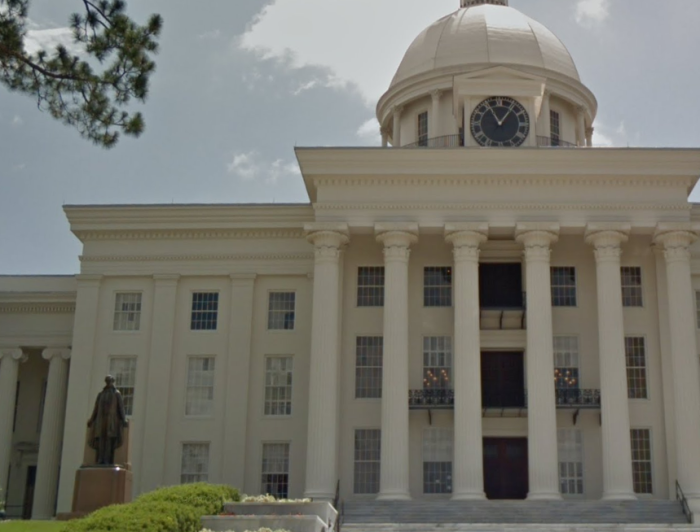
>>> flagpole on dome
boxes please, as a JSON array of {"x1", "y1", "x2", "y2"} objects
[{"x1": 460, "y1": 0, "x2": 509, "y2": 7}]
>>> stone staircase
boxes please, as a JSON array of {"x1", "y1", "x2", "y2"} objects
[{"x1": 341, "y1": 500, "x2": 695, "y2": 530}]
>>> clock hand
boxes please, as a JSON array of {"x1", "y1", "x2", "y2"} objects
[
  {"x1": 499, "y1": 104, "x2": 516, "y2": 126},
  {"x1": 489, "y1": 107, "x2": 501, "y2": 125}
]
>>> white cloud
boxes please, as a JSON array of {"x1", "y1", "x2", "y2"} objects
[
  {"x1": 11, "y1": 115, "x2": 23, "y2": 127},
  {"x1": 238, "y1": 0, "x2": 455, "y2": 104},
  {"x1": 356, "y1": 118, "x2": 381, "y2": 145},
  {"x1": 575, "y1": 0, "x2": 610, "y2": 27},
  {"x1": 592, "y1": 120, "x2": 630, "y2": 147},
  {"x1": 25, "y1": 27, "x2": 82, "y2": 56},
  {"x1": 227, "y1": 151, "x2": 300, "y2": 184}
]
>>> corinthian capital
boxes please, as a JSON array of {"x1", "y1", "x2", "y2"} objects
[
  {"x1": 445, "y1": 223, "x2": 488, "y2": 262},
  {"x1": 376, "y1": 222, "x2": 418, "y2": 262},
  {"x1": 516, "y1": 223, "x2": 559, "y2": 260},
  {"x1": 305, "y1": 223, "x2": 349, "y2": 261},
  {"x1": 653, "y1": 223, "x2": 700, "y2": 263},
  {"x1": 585, "y1": 223, "x2": 630, "y2": 261}
]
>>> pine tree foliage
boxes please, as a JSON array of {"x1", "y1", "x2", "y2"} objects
[{"x1": 0, "y1": 0, "x2": 162, "y2": 147}]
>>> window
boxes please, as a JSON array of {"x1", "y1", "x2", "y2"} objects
[
  {"x1": 423, "y1": 428, "x2": 453, "y2": 494},
  {"x1": 109, "y1": 357, "x2": 137, "y2": 416},
  {"x1": 185, "y1": 357, "x2": 216, "y2": 416},
  {"x1": 621, "y1": 267, "x2": 643, "y2": 307},
  {"x1": 696, "y1": 291, "x2": 700, "y2": 329},
  {"x1": 625, "y1": 337, "x2": 648, "y2": 399},
  {"x1": 355, "y1": 337, "x2": 383, "y2": 399},
  {"x1": 424, "y1": 267, "x2": 452, "y2": 307},
  {"x1": 631, "y1": 429, "x2": 653, "y2": 494},
  {"x1": 261, "y1": 443, "x2": 290, "y2": 499},
  {"x1": 181, "y1": 443, "x2": 209, "y2": 483},
  {"x1": 550, "y1": 110, "x2": 560, "y2": 146},
  {"x1": 423, "y1": 337, "x2": 452, "y2": 390},
  {"x1": 553, "y1": 337, "x2": 579, "y2": 390},
  {"x1": 265, "y1": 357, "x2": 293, "y2": 416},
  {"x1": 551, "y1": 267, "x2": 577, "y2": 307},
  {"x1": 354, "y1": 429, "x2": 381, "y2": 494},
  {"x1": 268, "y1": 292, "x2": 296, "y2": 330},
  {"x1": 191, "y1": 292, "x2": 219, "y2": 330},
  {"x1": 558, "y1": 429, "x2": 584, "y2": 495},
  {"x1": 113, "y1": 292, "x2": 142, "y2": 331},
  {"x1": 418, "y1": 111, "x2": 429, "y2": 147},
  {"x1": 357, "y1": 267, "x2": 385, "y2": 307}
]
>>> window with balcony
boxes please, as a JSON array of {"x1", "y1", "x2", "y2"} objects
[
  {"x1": 554, "y1": 336, "x2": 579, "y2": 392},
  {"x1": 354, "y1": 429, "x2": 380, "y2": 494},
  {"x1": 550, "y1": 110, "x2": 561, "y2": 146},
  {"x1": 261, "y1": 443, "x2": 290, "y2": 499},
  {"x1": 418, "y1": 111, "x2": 429, "y2": 147},
  {"x1": 551, "y1": 267, "x2": 577, "y2": 307},
  {"x1": 355, "y1": 337, "x2": 383, "y2": 398},
  {"x1": 621, "y1": 267, "x2": 643, "y2": 307},
  {"x1": 357, "y1": 267, "x2": 385, "y2": 307},
  {"x1": 625, "y1": 337, "x2": 648, "y2": 399},
  {"x1": 423, "y1": 428, "x2": 453, "y2": 494},
  {"x1": 558, "y1": 429, "x2": 583, "y2": 495},
  {"x1": 423, "y1": 337, "x2": 452, "y2": 390},
  {"x1": 424, "y1": 267, "x2": 452, "y2": 307},
  {"x1": 631, "y1": 429, "x2": 653, "y2": 494}
]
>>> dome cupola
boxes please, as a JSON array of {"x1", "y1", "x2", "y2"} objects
[{"x1": 377, "y1": 1, "x2": 597, "y2": 149}]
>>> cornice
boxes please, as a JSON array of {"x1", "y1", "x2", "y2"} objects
[
  {"x1": 314, "y1": 202, "x2": 692, "y2": 212},
  {"x1": 80, "y1": 252, "x2": 314, "y2": 263},
  {"x1": 0, "y1": 303, "x2": 76, "y2": 314},
  {"x1": 73, "y1": 229, "x2": 305, "y2": 242}
]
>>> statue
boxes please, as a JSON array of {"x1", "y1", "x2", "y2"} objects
[{"x1": 87, "y1": 375, "x2": 128, "y2": 465}]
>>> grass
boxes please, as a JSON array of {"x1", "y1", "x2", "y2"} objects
[{"x1": 0, "y1": 522, "x2": 65, "y2": 532}]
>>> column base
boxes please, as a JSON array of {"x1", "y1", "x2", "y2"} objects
[
  {"x1": 376, "y1": 491, "x2": 411, "y2": 501},
  {"x1": 451, "y1": 491, "x2": 487, "y2": 501},
  {"x1": 601, "y1": 491, "x2": 637, "y2": 501},
  {"x1": 527, "y1": 492, "x2": 562, "y2": 501}
]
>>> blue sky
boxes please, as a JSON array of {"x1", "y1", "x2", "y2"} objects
[{"x1": 1, "y1": 0, "x2": 700, "y2": 274}]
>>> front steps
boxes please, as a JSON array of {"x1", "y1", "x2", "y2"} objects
[{"x1": 342, "y1": 500, "x2": 692, "y2": 528}]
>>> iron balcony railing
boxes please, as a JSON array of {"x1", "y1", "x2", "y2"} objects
[
  {"x1": 408, "y1": 388, "x2": 601, "y2": 410},
  {"x1": 676, "y1": 480, "x2": 693, "y2": 524},
  {"x1": 537, "y1": 135, "x2": 578, "y2": 148},
  {"x1": 401, "y1": 134, "x2": 578, "y2": 149}
]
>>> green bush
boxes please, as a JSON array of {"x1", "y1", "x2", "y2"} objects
[
  {"x1": 135, "y1": 483, "x2": 240, "y2": 515},
  {"x1": 63, "y1": 483, "x2": 240, "y2": 532},
  {"x1": 63, "y1": 501, "x2": 200, "y2": 532}
]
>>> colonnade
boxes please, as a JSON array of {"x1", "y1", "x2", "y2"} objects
[{"x1": 302, "y1": 222, "x2": 700, "y2": 506}]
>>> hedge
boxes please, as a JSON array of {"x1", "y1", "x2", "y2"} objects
[{"x1": 63, "y1": 483, "x2": 240, "y2": 532}]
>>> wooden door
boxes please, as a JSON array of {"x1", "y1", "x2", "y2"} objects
[{"x1": 483, "y1": 438, "x2": 529, "y2": 499}]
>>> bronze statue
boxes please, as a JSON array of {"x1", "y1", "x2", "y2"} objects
[{"x1": 87, "y1": 375, "x2": 128, "y2": 465}]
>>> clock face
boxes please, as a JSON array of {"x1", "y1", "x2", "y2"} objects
[{"x1": 470, "y1": 97, "x2": 530, "y2": 147}]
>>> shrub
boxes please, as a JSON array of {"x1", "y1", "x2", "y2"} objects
[
  {"x1": 135, "y1": 483, "x2": 240, "y2": 515},
  {"x1": 63, "y1": 501, "x2": 200, "y2": 532}
]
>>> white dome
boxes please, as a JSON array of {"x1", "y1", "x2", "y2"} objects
[{"x1": 391, "y1": 4, "x2": 580, "y2": 88}]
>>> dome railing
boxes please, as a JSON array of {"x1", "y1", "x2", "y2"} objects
[{"x1": 401, "y1": 134, "x2": 578, "y2": 149}]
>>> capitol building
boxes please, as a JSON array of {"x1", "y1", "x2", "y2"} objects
[{"x1": 2, "y1": 0, "x2": 700, "y2": 526}]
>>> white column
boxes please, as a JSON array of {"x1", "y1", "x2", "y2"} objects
[
  {"x1": 304, "y1": 223, "x2": 349, "y2": 500},
  {"x1": 576, "y1": 107, "x2": 586, "y2": 147},
  {"x1": 430, "y1": 90, "x2": 442, "y2": 139},
  {"x1": 33, "y1": 348, "x2": 71, "y2": 519},
  {"x1": 540, "y1": 90, "x2": 551, "y2": 139},
  {"x1": 57, "y1": 274, "x2": 101, "y2": 513},
  {"x1": 222, "y1": 274, "x2": 256, "y2": 489},
  {"x1": 381, "y1": 127, "x2": 389, "y2": 148},
  {"x1": 392, "y1": 106, "x2": 403, "y2": 147},
  {"x1": 0, "y1": 348, "x2": 25, "y2": 497},
  {"x1": 446, "y1": 224, "x2": 488, "y2": 500},
  {"x1": 515, "y1": 223, "x2": 562, "y2": 500},
  {"x1": 585, "y1": 224, "x2": 636, "y2": 500},
  {"x1": 586, "y1": 127, "x2": 594, "y2": 147},
  {"x1": 654, "y1": 224, "x2": 700, "y2": 513},
  {"x1": 140, "y1": 274, "x2": 179, "y2": 493},
  {"x1": 376, "y1": 223, "x2": 417, "y2": 500}
]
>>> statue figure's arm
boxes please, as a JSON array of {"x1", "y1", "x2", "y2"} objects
[
  {"x1": 116, "y1": 391, "x2": 128, "y2": 427},
  {"x1": 87, "y1": 394, "x2": 99, "y2": 428}
]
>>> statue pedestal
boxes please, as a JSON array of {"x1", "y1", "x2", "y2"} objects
[
  {"x1": 71, "y1": 466, "x2": 133, "y2": 515},
  {"x1": 57, "y1": 424, "x2": 132, "y2": 519}
]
